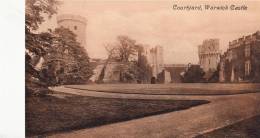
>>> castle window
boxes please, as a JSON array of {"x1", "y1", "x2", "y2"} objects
[
  {"x1": 245, "y1": 45, "x2": 250, "y2": 57},
  {"x1": 74, "y1": 26, "x2": 77, "y2": 30},
  {"x1": 245, "y1": 60, "x2": 251, "y2": 76}
]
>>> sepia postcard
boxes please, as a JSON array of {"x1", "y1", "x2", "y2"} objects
[{"x1": 25, "y1": 0, "x2": 260, "y2": 137}]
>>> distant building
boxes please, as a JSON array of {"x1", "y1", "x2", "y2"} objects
[
  {"x1": 198, "y1": 39, "x2": 221, "y2": 72},
  {"x1": 147, "y1": 46, "x2": 164, "y2": 78},
  {"x1": 219, "y1": 31, "x2": 260, "y2": 82},
  {"x1": 57, "y1": 14, "x2": 87, "y2": 47}
]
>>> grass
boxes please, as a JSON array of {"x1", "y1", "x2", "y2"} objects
[
  {"x1": 65, "y1": 84, "x2": 260, "y2": 95},
  {"x1": 26, "y1": 92, "x2": 209, "y2": 137},
  {"x1": 195, "y1": 115, "x2": 260, "y2": 138}
]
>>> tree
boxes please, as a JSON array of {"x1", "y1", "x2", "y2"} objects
[
  {"x1": 135, "y1": 45, "x2": 152, "y2": 83},
  {"x1": 26, "y1": 0, "x2": 93, "y2": 95},
  {"x1": 99, "y1": 35, "x2": 152, "y2": 83},
  {"x1": 116, "y1": 35, "x2": 137, "y2": 62},
  {"x1": 25, "y1": 0, "x2": 60, "y2": 95},
  {"x1": 103, "y1": 35, "x2": 138, "y2": 62},
  {"x1": 42, "y1": 27, "x2": 93, "y2": 85},
  {"x1": 97, "y1": 36, "x2": 138, "y2": 83},
  {"x1": 26, "y1": 0, "x2": 59, "y2": 62},
  {"x1": 181, "y1": 65, "x2": 205, "y2": 83},
  {"x1": 26, "y1": 0, "x2": 59, "y2": 31}
]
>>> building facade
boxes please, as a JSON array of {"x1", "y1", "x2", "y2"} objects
[
  {"x1": 57, "y1": 14, "x2": 87, "y2": 47},
  {"x1": 147, "y1": 46, "x2": 164, "y2": 78},
  {"x1": 198, "y1": 39, "x2": 221, "y2": 72},
  {"x1": 219, "y1": 31, "x2": 260, "y2": 82}
]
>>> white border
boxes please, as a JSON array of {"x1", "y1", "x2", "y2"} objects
[{"x1": 0, "y1": 0, "x2": 25, "y2": 137}]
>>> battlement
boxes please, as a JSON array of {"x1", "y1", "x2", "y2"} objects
[
  {"x1": 202, "y1": 39, "x2": 219, "y2": 45},
  {"x1": 198, "y1": 39, "x2": 220, "y2": 54},
  {"x1": 228, "y1": 31, "x2": 260, "y2": 49},
  {"x1": 198, "y1": 39, "x2": 220, "y2": 72}
]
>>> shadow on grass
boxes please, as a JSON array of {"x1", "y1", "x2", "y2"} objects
[{"x1": 26, "y1": 92, "x2": 209, "y2": 137}]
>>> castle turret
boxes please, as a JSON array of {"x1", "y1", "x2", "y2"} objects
[
  {"x1": 57, "y1": 14, "x2": 87, "y2": 47},
  {"x1": 198, "y1": 39, "x2": 221, "y2": 72}
]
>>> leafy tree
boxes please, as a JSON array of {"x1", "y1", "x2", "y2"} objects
[
  {"x1": 25, "y1": 0, "x2": 59, "y2": 95},
  {"x1": 103, "y1": 35, "x2": 138, "y2": 62},
  {"x1": 42, "y1": 27, "x2": 93, "y2": 85},
  {"x1": 98, "y1": 35, "x2": 152, "y2": 83},
  {"x1": 135, "y1": 45, "x2": 152, "y2": 83},
  {"x1": 26, "y1": 0, "x2": 93, "y2": 95},
  {"x1": 181, "y1": 65, "x2": 205, "y2": 83},
  {"x1": 26, "y1": 0, "x2": 59, "y2": 61},
  {"x1": 26, "y1": 0, "x2": 59, "y2": 31}
]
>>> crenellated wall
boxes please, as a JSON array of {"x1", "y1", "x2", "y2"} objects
[{"x1": 219, "y1": 31, "x2": 260, "y2": 82}]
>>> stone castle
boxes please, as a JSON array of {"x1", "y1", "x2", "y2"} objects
[
  {"x1": 219, "y1": 31, "x2": 260, "y2": 82},
  {"x1": 198, "y1": 39, "x2": 221, "y2": 72},
  {"x1": 145, "y1": 45, "x2": 164, "y2": 78},
  {"x1": 54, "y1": 14, "x2": 188, "y2": 84},
  {"x1": 57, "y1": 14, "x2": 87, "y2": 47}
]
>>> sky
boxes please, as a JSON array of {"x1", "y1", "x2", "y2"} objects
[{"x1": 40, "y1": 0, "x2": 260, "y2": 64}]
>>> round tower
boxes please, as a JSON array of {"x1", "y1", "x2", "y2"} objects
[{"x1": 57, "y1": 14, "x2": 87, "y2": 47}]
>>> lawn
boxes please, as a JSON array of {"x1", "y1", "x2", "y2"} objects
[
  {"x1": 26, "y1": 92, "x2": 209, "y2": 137},
  {"x1": 196, "y1": 115, "x2": 260, "y2": 138},
  {"x1": 65, "y1": 83, "x2": 260, "y2": 95}
]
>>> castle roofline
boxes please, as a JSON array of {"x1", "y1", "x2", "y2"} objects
[
  {"x1": 228, "y1": 30, "x2": 260, "y2": 49},
  {"x1": 253, "y1": 30, "x2": 260, "y2": 36},
  {"x1": 57, "y1": 14, "x2": 87, "y2": 24}
]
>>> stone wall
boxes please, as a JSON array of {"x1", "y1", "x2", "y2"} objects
[{"x1": 219, "y1": 31, "x2": 260, "y2": 82}]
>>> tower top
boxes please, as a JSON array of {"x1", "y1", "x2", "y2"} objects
[
  {"x1": 57, "y1": 14, "x2": 87, "y2": 25},
  {"x1": 198, "y1": 38, "x2": 220, "y2": 55}
]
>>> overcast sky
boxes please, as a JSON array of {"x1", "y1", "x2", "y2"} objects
[{"x1": 40, "y1": 0, "x2": 260, "y2": 64}]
